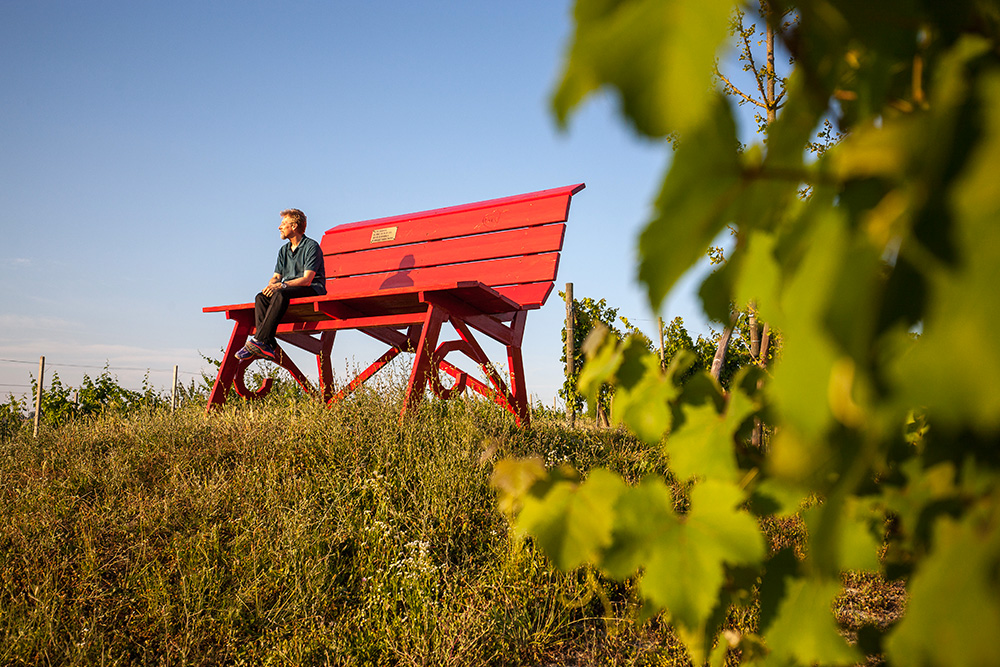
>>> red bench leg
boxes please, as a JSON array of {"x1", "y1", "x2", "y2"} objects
[
  {"x1": 506, "y1": 344, "x2": 530, "y2": 427},
  {"x1": 234, "y1": 358, "x2": 275, "y2": 399},
  {"x1": 506, "y1": 311, "x2": 530, "y2": 427},
  {"x1": 450, "y1": 319, "x2": 513, "y2": 402},
  {"x1": 207, "y1": 319, "x2": 253, "y2": 410},
  {"x1": 328, "y1": 346, "x2": 402, "y2": 405},
  {"x1": 316, "y1": 331, "x2": 336, "y2": 403},
  {"x1": 402, "y1": 304, "x2": 448, "y2": 419},
  {"x1": 273, "y1": 344, "x2": 315, "y2": 394}
]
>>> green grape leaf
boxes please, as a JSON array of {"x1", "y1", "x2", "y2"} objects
[
  {"x1": 768, "y1": 428, "x2": 844, "y2": 490},
  {"x1": 577, "y1": 325, "x2": 621, "y2": 413},
  {"x1": 699, "y1": 250, "x2": 741, "y2": 324},
  {"x1": 724, "y1": 384, "x2": 759, "y2": 436},
  {"x1": 879, "y1": 459, "x2": 958, "y2": 549},
  {"x1": 612, "y1": 352, "x2": 678, "y2": 444},
  {"x1": 538, "y1": 6, "x2": 1000, "y2": 667},
  {"x1": 490, "y1": 456, "x2": 548, "y2": 515},
  {"x1": 825, "y1": 118, "x2": 914, "y2": 181},
  {"x1": 892, "y1": 67, "x2": 1000, "y2": 432},
  {"x1": 764, "y1": 577, "x2": 863, "y2": 666},
  {"x1": 752, "y1": 477, "x2": 812, "y2": 517},
  {"x1": 666, "y1": 402, "x2": 738, "y2": 482},
  {"x1": 803, "y1": 495, "x2": 882, "y2": 575},
  {"x1": 686, "y1": 480, "x2": 766, "y2": 564},
  {"x1": 602, "y1": 476, "x2": 678, "y2": 579},
  {"x1": 639, "y1": 94, "x2": 741, "y2": 309},
  {"x1": 614, "y1": 335, "x2": 655, "y2": 390},
  {"x1": 552, "y1": 0, "x2": 735, "y2": 138},
  {"x1": 734, "y1": 230, "x2": 782, "y2": 327},
  {"x1": 756, "y1": 548, "x2": 800, "y2": 639},
  {"x1": 769, "y1": 207, "x2": 846, "y2": 440},
  {"x1": 664, "y1": 385, "x2": 756, "y2": 482},
  {"x1": 640, "y1": 480, "x2": 764, "y2": 651},
  {"x1": 517, "y1": 468, "x2": 625, "y2": 570},
  {"x1": 822, "y1": 240, "x2": 886, "y2": 367},
  {"x1": 885, "y1": 507, "x2": 1000, "y2": 667}
]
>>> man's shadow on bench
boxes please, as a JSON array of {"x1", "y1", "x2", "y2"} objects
[{"x1": 379, "y1": 254, "x2": 415, "y2": 290}]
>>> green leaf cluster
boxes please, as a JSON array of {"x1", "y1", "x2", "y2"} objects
[
  {"x1": 0, "y1": 394, "x2": 27, "y2": 440},
  {"x1": 499, "y1": 1, "x2": 1000, "y2": 664},
  {"x1": 25, "y1": 367, "x2": 170, "y2": 428},
  {"x1": 559, "y1": 293, "x2": 653, "y2": 415}
]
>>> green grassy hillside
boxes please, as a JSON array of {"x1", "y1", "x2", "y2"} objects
[
  {"x1": 1, "y1": 387, "x2": 692, "y2": 666},
  {"x1": 2, "y1": 374, "x2": 904, "y2": 666}
]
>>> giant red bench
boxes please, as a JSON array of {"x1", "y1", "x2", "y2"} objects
[{"x1": 203, "y1": 183, "x2": 585, "y2": 426}]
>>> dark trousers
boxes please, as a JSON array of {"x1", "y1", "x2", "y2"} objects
[{"x1": 254, "y1": 287, "x2": 315, "y2": 346}]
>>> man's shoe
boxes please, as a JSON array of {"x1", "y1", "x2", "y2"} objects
[
  {"x1": 246, "y1": 338, "x2": 278, "y2": 361},
  {"x1": 235, "y1": 344, "x2": 257, "y2": 360}
]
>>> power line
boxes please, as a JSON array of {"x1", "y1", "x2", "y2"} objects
[{"x1": 0, "y1": 357, "x2": 203, "y2": 376}]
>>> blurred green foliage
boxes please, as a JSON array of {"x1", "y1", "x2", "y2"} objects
[{"x1": 497, "y1": 1, "x2": 1000, "y2": 665}]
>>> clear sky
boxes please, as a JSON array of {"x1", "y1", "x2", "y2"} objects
[{"x1": 1, "y1": 1, "x2": 721, "y2": 406}]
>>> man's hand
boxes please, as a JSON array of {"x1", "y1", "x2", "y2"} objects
[{"x1": 263, "y1": 280, "x2": 284, "y2": 297}]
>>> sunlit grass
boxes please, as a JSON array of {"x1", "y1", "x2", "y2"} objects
[
  {"x1": 1, "y1": 376, "x2": 903, "y2": 666},
  {"x1": 0, "y1": 383, "x2": 681, "y2": 666}
]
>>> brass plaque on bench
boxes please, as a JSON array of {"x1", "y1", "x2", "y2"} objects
[{"x1": 370, "y1": 226, "x2": 398, "y2": 243}]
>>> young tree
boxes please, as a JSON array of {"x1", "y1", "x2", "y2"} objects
[{"x1": 713, "y1": 1, "x2": 804, "y2": 447}]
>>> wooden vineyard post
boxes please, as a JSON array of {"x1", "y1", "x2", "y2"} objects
[
  {"x1": 565, "y1": 282, "x2": 575, "y2": 427},
  {"x1": 33, "y1": 356, "x2": 44, "y2": 438},
  {"x1": 171, "y1": 365, "x2": 179, "y2": 412},
  {"x1": 658, "y1": 316, "x2": 665, "y2": 370}
]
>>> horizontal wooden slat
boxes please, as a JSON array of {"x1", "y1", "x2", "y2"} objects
[
  {"x1": 324, "y1": 224, "x2": 565, "y2": 278},
  {"x1": 276, "y1": 333, "x2": 327, "y2": 355},
  {"x1": 493, "y1": 282, "x2": 556, "y2": 309},
  {"x1": 320, "y1": 184, "x2": 582, "y2": 255},
  {"x1": 325, "y1": 253, "x2": 559, "y2": 298},
  {"x1": 205, "y1": 277, "x2": 558, "y2": 319},
  {"x1": 276, "y1": 313, "x2": 427, "y2": 334},
  {"x1": 204, "y1": 303, "x2": 248, "y2": 314},
  {"x1": 315, "y1": 292, "x2": 426, "y2": 318},
  {"x1": 420, "y1": 285, "x2": 518, "y2": 317},
  {"x1": 204, "y1": 282, "x2": 465, "y2": 319}
]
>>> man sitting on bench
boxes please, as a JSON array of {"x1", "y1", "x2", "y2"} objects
[{"x1": 236, "y1": 208, "x2": 327, "y2": 361}]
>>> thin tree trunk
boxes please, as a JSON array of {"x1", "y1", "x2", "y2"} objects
[
  {"x1": 713, "y1": 0, "x2": 776, "y2": 395},
  {"x1": 565, "y1": 283, "x2": 575, "y2": 427},
  {"x1": 766, "y1": 5, "x2": 776, "y2": 124},
  {"x1": 752, "y1": 321, "x2": 770, "y2": 448},
  {"x1": 753, "y1": 0, "x2": 775, "y2": 448},
  {"x1": 598, "y1": 403, "x2": 610, "y2": 428},
  {"x1": 710, "y1": 316, "x2": 736, "y2": 381}
]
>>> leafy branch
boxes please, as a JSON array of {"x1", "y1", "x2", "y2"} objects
[{"x1": 499, "y1": 0, "x2": 1000, "y2": 665}]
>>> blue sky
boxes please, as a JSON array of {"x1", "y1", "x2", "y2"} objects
[{"x1": 1, "y1": 1, "x2": 724, "y2": 406}]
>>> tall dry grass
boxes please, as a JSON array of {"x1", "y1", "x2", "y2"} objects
[{"x1": 1, "y1": 380, "x2": 681, "y2": 666}]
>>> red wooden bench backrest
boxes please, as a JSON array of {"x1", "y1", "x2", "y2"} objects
[{"x1": 319, "y1": 183, "x2": 585, "y2": 310}]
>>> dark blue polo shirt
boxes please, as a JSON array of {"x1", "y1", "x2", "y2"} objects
[{"x1": 275, "y1": 236, "x2": 326, "y2": 295}]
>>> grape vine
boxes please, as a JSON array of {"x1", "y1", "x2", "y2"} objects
[{"x1": 494, "y1": 1, "x2": 1000, "y2": 664}]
